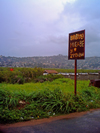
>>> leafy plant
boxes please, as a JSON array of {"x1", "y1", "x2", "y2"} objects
[{"x1": 0, "y1": 78, "x2": 100, "y2": 123}]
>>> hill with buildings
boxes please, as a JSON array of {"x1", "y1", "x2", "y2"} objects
[{"x1": 0, "y1": 55, "x2": 100, "y2": 69}]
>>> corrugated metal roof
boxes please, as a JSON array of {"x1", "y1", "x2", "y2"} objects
[{"x1": 44, "y1": 70, "x2": 58, "y2": 74}]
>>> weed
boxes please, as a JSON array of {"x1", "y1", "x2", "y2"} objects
[{"x1": 0, "y1": 78, "x2": 100, "y2": 123}]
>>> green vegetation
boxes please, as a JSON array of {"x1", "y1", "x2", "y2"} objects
[
  {"x1": 0, "y1": 67, "x2": 43, "y2": 84},
  {"x1": 43, "y1": 68, "x2": 100, "y2": 73},
  {"x1": 0, "y1": 67, "x2": 99, "y2": 84},
  {"x1": 0, "y1": 67, "x2": 100, "y2": 124},
  {"x1": 0, "y1": 78, "x2": 100, "y2": 124}
]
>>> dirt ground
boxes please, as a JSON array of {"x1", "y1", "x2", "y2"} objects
[{"x1": 0, "y1": 108, "x2": 100, "y2": 129}]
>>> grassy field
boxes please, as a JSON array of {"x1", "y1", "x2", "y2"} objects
[
  {"x1": 0, "y1": 78, "x2": 90, "y2": 94},
  {"x1": 0, "y1": 67, "x2": 100, "y2": 85},
  {"x1": 0, "y1": 78, "x2": 100, "y2": 124},
  {"x1": 43, "y1": 68, "x2": 100, "y2": 73}
]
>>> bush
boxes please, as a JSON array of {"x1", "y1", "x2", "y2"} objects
[
  {"x1": 0, "y1": 88, "x2": 88, "y2": 123},
  {"x1": 11, "y1": 75, "x2": 25, "y2": 84},
  {"x1": 0, "y1": 67, "x2": 44, "y2": 84},
  {"x1": 0, "y1": 78, "x2": 100, "y2": 123},
  {"x1": 34, "y1": 74, "x2": 64, "y2": 83}
]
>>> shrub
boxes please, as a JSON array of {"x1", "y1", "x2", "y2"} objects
[
  {"x1": 34, "y1": 74, "x2": 64, "y2": 83},
  {"x1": 0, "y1": 67, "x2": 43, "y2": 84},
  {"x1": 11, "y1": 75, "x2": 25, "y2": 84},
  {"x1": 0, "y1": 78, "x2": 100, "y2": 123}
]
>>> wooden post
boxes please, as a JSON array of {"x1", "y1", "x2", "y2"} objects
[{"x1": 74, "y1": 59, "x2": 77, "y2": 96}]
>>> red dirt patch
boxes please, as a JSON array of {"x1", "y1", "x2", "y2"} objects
[{"x1": 0, "y1": 108, "x2": 100, "y2": 129}]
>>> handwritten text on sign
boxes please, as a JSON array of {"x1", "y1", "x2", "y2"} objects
[{"x1": 68, "y1": 30, "x2": 85, "y2": 59}]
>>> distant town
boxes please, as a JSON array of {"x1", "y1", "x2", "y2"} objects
[{"x1": 0, "y1": 54, "x2": 100, "y2": 69}]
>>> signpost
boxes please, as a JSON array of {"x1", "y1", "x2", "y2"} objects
[{"x1": 68, "y1": 30, "x2": 85, "y2": 95}]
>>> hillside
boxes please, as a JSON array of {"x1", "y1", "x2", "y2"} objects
[{"x1": 0, "y1": 55, "x2": 100, "y2": 69}]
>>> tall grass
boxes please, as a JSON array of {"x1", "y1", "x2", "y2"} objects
[
  {"x1": 0, "y1": 78, "x2": 89, "y2": 95},
  {"x1": 0, "y1": 67, "x2": 99, "y2": 84},
  {"x1": 0, "y1": 78, "x2": 100, "y2": 123}
]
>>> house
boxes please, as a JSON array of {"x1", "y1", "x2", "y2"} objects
[{"x1": 43, "y1": 70, "x2": 58, "y2": 75}]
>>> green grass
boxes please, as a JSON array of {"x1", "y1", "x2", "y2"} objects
[
  {"x1": 0, "y1": 67, "x2": 99, "y2": 84},
  {"x1": 0, "y1": 78, "x2": 100, "y2": 124},
  {"x1": 43, "y1": 68, "x2": 100, "y2": 73},
  {"x1": 0, "y1": 78, "x2": 90, "y2": 94}
]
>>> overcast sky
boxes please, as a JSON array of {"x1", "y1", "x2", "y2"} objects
[{"x1": 0, "y1": 0, "x2": 100, "y2": 57}]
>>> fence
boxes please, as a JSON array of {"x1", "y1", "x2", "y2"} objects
[{"x1": 61, "y1": 73, "x2": 100, "y2": 80}]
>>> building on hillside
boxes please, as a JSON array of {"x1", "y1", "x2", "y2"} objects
[{"x1": 43, "y1": 70, "x2": 58, "y2": 75}]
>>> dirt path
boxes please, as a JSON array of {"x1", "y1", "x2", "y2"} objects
[{"x1": 0, "y1": 108, "x2": 100, "y2": 129}]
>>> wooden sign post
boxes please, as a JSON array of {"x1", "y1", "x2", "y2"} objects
[{"x1": 68, "y1": 30, "x2": 85, "y2": 95}]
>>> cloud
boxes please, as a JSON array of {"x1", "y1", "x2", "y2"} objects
[
  {"x1": 0, "y1": 0, "x2": 100, "y2": 57},
  {"x1": 45, "y1": 35, "x2": 67, "y2": 45},
  {"x1": 58, "y1": 0, "x2": 100, "y2": 57},
  {"x1": 74, "y1": 0, "x2": 100, "y2": 20}
]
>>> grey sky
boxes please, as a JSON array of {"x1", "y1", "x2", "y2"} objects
[{"x1": 0, "y1": 0, "x2": 100, "y2": 57}]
